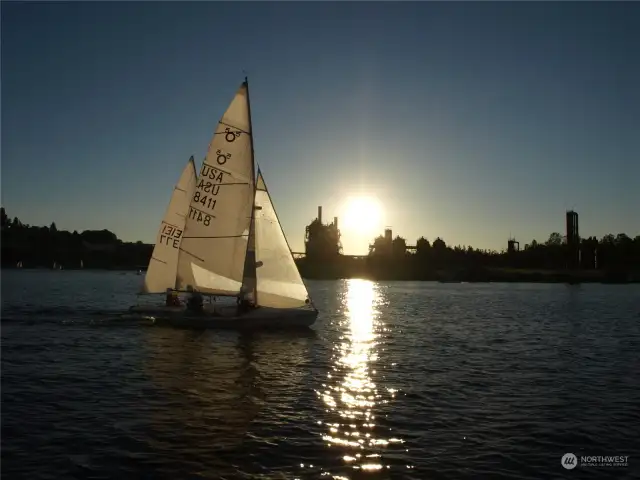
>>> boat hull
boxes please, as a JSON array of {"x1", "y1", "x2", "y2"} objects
[{"x1": 128, "y1": 304, "x2": 318, "y2": 330}]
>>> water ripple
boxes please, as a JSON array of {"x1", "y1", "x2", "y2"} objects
[{"x1": 1, "y1": 272, "x2": 639, "y2": 479}]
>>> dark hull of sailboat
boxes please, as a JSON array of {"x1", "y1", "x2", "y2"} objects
[{"x1": 127, "y1": 304, "x2": 318, "y2": 330}]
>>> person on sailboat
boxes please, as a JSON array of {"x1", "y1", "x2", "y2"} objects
[
  {"x1": 236, "y1": 288, "x2": 256, "y2": 315},
  {"x1": 236, "y1": 296, "x2": 250, "y2": 315},
  {"x1": 165, "y1": 288, "x2": 181, "y2": 307},
  {"x1": 186, "y1": 285, "x2": 204, "y2": 313}
]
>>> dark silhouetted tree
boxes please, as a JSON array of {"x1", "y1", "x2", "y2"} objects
[
  {"x1": 0, "y1": 208, "x2": 8, "y2": 228},
  {"x1": 369, "y1": 235, "x2": 388, "y2": 256},
  {"x1": 391, "y1": 236, "x2": 407, "y2": 257},
  {"x1": 547, "y1": 232, "x2": 563, "y2": 246},
  {"x1": 416, "y1": 236, "x2": 430, "y2": 254},
  {"x1": 432, "y1": 237, "x2": 446, "y2": 251}
]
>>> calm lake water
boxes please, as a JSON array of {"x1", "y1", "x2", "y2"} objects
[{"x1": 1, "y1": 270, "x2": 639, "y2": 479}]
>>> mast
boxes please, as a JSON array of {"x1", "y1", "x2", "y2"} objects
[
  {"x1": 241, "y1": 76, "x2": 259, "y2": 304},
  {"x1": 245, "y1": 77, "x2": 257, "y2": 186}
]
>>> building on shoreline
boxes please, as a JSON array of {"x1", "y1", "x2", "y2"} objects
[{"x1": 304, "y1": 206, "x2": 342, "y2": 261}]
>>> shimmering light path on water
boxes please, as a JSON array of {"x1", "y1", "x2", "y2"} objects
[
  {"x1": 319, "y1": 279, "x2": 407, "y2": 476},
  {"x1": 1, "y1": 270, "x2": 639, "y2": 479}
]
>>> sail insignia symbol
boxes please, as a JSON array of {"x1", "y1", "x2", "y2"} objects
[{"x1": 562, "y1": 453, "x2": 578, "y2": 470}]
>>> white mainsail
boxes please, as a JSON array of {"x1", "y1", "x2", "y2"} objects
[
  {"x1": 176, "y1": 81, "x2": 255, "y2": 295},
  {"x1": 143, "y1": 157, "x2": 197, "y2": 293},
  {"x1": 253, "y1": 170, "x2": 311, "y2": 309}
]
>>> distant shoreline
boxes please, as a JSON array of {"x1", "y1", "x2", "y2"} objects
[
  {"x1": 4, "y1": 266, "x2": 638, "y2": 284},
  {"x1": 3, "y1": 208, "x2": 639, "y2": 286},
  {"x1": 296, "y1": 263, "x2": 640, "y2": 284}
]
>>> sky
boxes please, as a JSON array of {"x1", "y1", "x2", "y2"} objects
[{"x1": 2, "y1": 1, "x2": 639, "y2": 255}]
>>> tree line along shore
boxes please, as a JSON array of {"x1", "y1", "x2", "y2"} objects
[{"x1": 2, "y1": 208, "x2": 639, "y2": 283}]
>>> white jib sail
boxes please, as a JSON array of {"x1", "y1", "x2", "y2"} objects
[
  {"x1": 176, "y1": 81, "x2": 254, "y2": 295},
  {"x1": 254, "y1": 170, "x2": 310, "y2": 309},
  {"x1": 143, "y1": 157, "x2": 197, "y2": 293}
]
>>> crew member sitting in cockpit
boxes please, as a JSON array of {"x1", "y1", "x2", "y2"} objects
[
  {"x1": 186, "y1": 285, "x2": 204, "y2": 313},
  {"x1": 236, "y1": 288, "x2": 256, "y2": 315},
  {"x1": 165, "y1": 288, "x2": 181, "y2": 307}
]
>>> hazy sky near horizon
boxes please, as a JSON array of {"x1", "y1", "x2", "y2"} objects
[{"x1": 2, "y1": 2, "x2": 639, "y2": 254}]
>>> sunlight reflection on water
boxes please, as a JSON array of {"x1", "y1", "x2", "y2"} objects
[
  {"x1": 318, "y1": 279, "x2": 406, "y2": 476},
  {"x1": 3, "y1": 272, "x2": 639, "y2": 479}
]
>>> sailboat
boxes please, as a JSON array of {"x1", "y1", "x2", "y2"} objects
[
  {"x1": 130, "y1": 78, "x2": 318, "y2": 329},
  {"x1": 142, "y1": 156, "x2": 197, "y2": 295}
]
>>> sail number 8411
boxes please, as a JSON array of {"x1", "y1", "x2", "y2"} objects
[
  {"x1": 193, "y1": 191, "x2": 216, "y2": 211},
  {"x1": 188, "y1": 207, "x2": 212, "y2": 226}
]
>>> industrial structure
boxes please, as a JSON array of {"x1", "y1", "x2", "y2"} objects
[
  {"x1": 380, "y1": 228, "x2": 394, "y2": 255},
  {"x1": 507, "y1": 237, "x2": 520, "y2": 254},
  {"x1": 299, "y1": 205, "x2": 589, "y2": 266},
  {"x1": 303, "y1": 206, "x2": 342, "y2": 260},
  {"x1": 566, "y1": 210, "x2": 580, "y2": 268},
  {"x1": 368, "y1": 227, "x2": 416, "y2": 256}
]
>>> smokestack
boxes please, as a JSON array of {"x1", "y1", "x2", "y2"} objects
[
  {"x1": 334, "y1": 217, "x2": 338, "y2": 228},
  {"x1": 318, "y1": 206, "x2": 322, "y2": 224}
]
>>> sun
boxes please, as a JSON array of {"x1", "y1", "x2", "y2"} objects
[{"x1": 342, "y1": 196, "x2": 383, "y2": 235}]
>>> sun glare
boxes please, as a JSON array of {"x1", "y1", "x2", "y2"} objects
[{"x1": 342, "y1": 196, "x2": 383, "y2": 235}]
